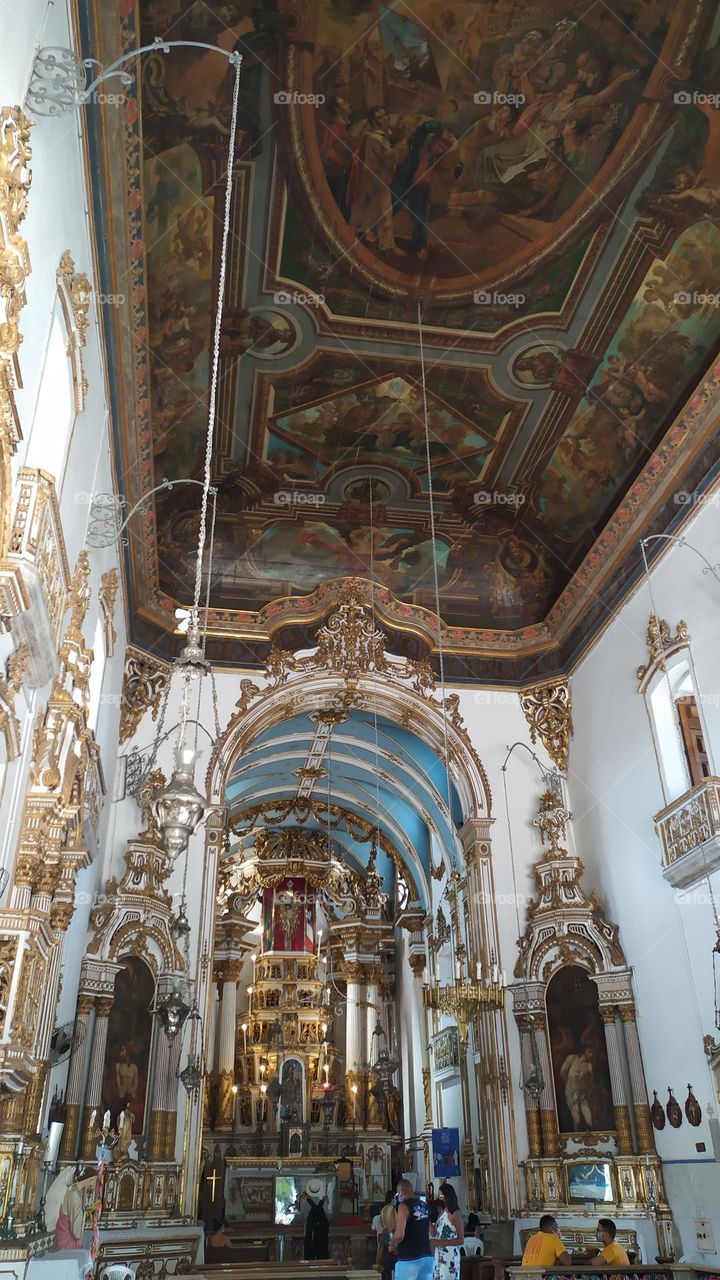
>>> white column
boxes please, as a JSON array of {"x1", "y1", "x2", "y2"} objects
[
  {"x1": 345, "y1": 968, "x2": 361, "y2": 1070},
  {"x1": 207, "y1": 984, "x2": 219, "y2": 1075},
  {"x1": 366, "y1": 973, "x2": 379, "y2": 1064},
  {"x1": 216, "y1": 969, "x2": 239, "y2": 1131}
]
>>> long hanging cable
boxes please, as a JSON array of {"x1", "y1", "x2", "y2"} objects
[
  {"x1": 417, "y1": 303, "x2": 453, "y2": 820},
  {"x1": 368, "y1": 478, "x2": 382, "y2": 851},
  {"x1": 191, "y1": 60, "x2": 241, "y2": 625}
]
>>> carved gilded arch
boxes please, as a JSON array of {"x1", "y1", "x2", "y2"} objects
[
  {"x1": 206, "y1": 595, "x2": 492, "y2": 827},
  {"x1": 106, "y1": 917, "x2": 177, "y2": 976}
]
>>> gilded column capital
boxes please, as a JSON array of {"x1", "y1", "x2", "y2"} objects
[
  {"x1": 15, "y1": 855, "x2": 35, "y2": 887},
  {"x1": 217, "y1": 960, "x2": 243, "y2": 985},
  {"x1": 96, "y1": 997, "x2": 114, "y2": 1019},
  {"x1": 599, "y1": 1005, "x2": 618, "y2": 1024},
  {"x1": 409, "y1": 954, "x2": 426, "y2": 979},
  {"x1": 618, "y1": 1004, "x2": 637, "y2": 1023},
  {"x1": 343, "y1": 962, "x2": 362, "y2": 983},
  {"x1": 77, "y1": 994, "x2": 95, "y2": 1017},
  {"x1": 49, "y1": 901, "x2": 74, "y2": 932}
]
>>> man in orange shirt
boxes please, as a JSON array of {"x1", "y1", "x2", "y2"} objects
[
  {"x1": 595, "y1": 1219, "x2": 630, "y2": 1267},
  {"x1": 521, "y1": 1216, "x2": 572, "y2": 1268}
]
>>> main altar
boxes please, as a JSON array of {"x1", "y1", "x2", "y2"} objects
[{"x1": 199, "y1": 826, "x2": 399, "y2": 1264}]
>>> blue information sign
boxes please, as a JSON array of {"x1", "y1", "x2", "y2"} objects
[{"x1": 431, "y1": 1127, "x2": 461, "y2": 1178}]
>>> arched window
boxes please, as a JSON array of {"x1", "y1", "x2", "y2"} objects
[
  {"x1": 638, "y1": 618, "x2": 713, "y2": 801},
  {"x1": 646, "y1": 651, "x2": 711, "y2": 799}
]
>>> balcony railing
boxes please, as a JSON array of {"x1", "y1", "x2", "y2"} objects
[
  {"x1": 0, "y1": 467, "x2": 71, "y2": 685},
  {"x1": 653, "y1": 776, "x2": 720, "y2": 888}
]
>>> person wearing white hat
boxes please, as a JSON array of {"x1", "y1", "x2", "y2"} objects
[{"x1": 304, "y1": 1178, "x2": 329, "y2": 1260}]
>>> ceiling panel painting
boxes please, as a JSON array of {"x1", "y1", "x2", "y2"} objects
[{"x1": 78, "y1": 0, "x2": 720, "y2": 680}]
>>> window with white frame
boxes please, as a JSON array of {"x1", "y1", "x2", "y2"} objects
[
  {"x1": 645, "y1": 649, "x2": 712, "y2": 801},
  {"x1": 24, "y1": 307, "x2": 75, "y2": 485}
]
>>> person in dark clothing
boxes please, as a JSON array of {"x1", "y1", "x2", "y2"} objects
[
  {"x1": 389, "y1": 1178, "x2": 433, "y2": 1280},
  {"x1": 304, "y1": 1180, "x2": 330, "y2": 1261}
]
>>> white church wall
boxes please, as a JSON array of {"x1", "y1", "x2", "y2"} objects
[
  {"x1": 0, "y1": 0, "x2": 129, "y2": 1129},
  {"x1": 568, "y1": 490, "x2": 720, "y2": 1257}
]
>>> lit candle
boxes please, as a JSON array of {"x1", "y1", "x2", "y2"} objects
[
  {"x1": 323, "y1": 1062, "x2": 330, "y2": 1084},
  {"x1": 251, "y1": 952, "x2": 257, "y2": 980},
  {"x1": 351, "y1": 1083, "x2": 358, "y2": 1118},
  {"x1": 242, "y1": 1022, "x2": 248, "y2": 1055},
  {"x1": 248, "y1": 985, "x2": 253, "y2": 1014},
  {"x1": 317, "y1": 928, "x2": 323, "y2": 957},
  {"x1": 231, "y1": 1084, "x2": 238, "y2": 1127}
]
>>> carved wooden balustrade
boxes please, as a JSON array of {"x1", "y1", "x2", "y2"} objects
[{"x1": 653, "y1": 776, "x2": 720, "y2": 887}]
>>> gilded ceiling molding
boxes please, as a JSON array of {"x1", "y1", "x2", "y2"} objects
[
  {"x1": 56, "y1": 250, "x2": 91, "y2": 412},
  {"x1": 0, "y1": 106, "x2": 33, "y2": 456},
  {"x1": 636, "y1": 614, "x2": 690, "y2": 689},
  {"x1": 0, "y1": 642, "x2": 28, "y2": 760},
  {"x1": 119, "y1": 644, "x2": 170, "y2": 744},
  {"x1": 99, "y1": 567, "x2": 119, "y2": 655},
  {"x1": 519, "y1": 678, "x2": 573, "y2": 773}
]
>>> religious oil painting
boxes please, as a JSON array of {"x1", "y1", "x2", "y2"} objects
[
  {"x1": 310, "y1": 0, "x2": 673, "y2": 280},
  {"x1": 546, "y1": 965, "x2": 614, "y2": 1136},
  {"x1": 101, "y1": 956, "x2": 155, "y2": 1134}
]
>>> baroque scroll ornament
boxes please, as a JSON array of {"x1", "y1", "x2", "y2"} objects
[{"x1": 519, "y1": 678, "x2": 573, "y2": 773}]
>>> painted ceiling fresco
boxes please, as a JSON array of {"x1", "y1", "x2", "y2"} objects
[{"x1": 80, "y1": 0, "x2": 720, "y2": 679}]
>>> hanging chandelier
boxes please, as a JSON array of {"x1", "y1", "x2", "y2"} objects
[{"x1": 134, "y1": 57, "x2": 242, "y2": 862}]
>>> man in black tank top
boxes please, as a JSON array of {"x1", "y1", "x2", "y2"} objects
[{"x1": 389, "y1": 1177, "x2": 434, "y2": 1280}]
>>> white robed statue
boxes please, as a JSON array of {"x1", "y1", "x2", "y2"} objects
[{"x1": 45, "y1": 1166, "x2": 96, "y2": 1250}]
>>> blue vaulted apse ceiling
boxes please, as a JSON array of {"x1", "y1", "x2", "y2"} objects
[{"x1": 224, "y1": 710, "x2": 464, "y2": 910}]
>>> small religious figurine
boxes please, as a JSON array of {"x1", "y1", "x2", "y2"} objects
[
  {"x1": 116, "y1": 1106, "x2": 134, "y2": 1160},
  {"x1": 385, "y1": 1084, "x2": 402, "y2": 1134}
]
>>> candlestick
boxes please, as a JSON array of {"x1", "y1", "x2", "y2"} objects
[
  {"x1": 317, "y1": 928, "x2": 323, "y2": 957},
  {"x1": 455, "y1": 962, "x2": 461, "y2": 981},
  {"x1": 242, "y1": 1023, "x2": 248, "y2": 1055},
  {"x1": 475, "y1": 962, "x2": 482, "y2": 981},
  {"x1": 491, "y1": 964, "x2": 499, "y2": 985},
  {"x1": 247, "y1": 985, "x2": 253, "y2": 1014}
]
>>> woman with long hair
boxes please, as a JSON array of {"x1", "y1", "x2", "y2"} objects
[{"x1": 431, "y1": 1182, "x2": 464, "y2": 1280}]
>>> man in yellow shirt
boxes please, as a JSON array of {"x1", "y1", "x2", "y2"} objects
[
  {"x1": 521, "y1": 1216, "x2": 572, "y2": 1268},
  {"x1": 595, "y1": 1219, "x2": 630, "y2": 1267}
]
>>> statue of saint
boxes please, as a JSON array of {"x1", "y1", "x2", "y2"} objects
[{"x1": 116, "y1": 1106, "x2": 134, "y2": 1160}]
